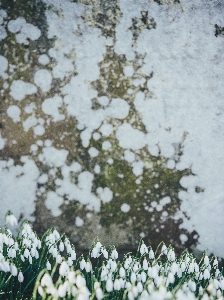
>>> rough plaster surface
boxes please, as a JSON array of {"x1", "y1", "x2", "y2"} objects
[{"x1": 0, "y1": 0, "x2": 224, "y2": 258}]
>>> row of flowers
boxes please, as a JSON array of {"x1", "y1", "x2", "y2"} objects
[{"x1": 0, "y1": 211, "x2": 223, "y2": 299}]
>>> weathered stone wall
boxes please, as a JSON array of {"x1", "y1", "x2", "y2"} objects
[{"x1": 0, "y1": 0, "x2": 224, "y2": 259}]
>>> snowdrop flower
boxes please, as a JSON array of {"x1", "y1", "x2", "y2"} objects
[
  {"x1": 102, "y1": 248, "x2": 108, "y2": 259},
  {"x1": 14, "y1": 242, "x2": 18, "y2": 250},
  {"x1": 111, "y1": 249, "x2": 118, "y2": 259},
  {"x1": 143, "y1": 258, "x2": 148, "y2": 270},
  {"x1": 131, "y1": 272, "x2": 137, "y2": 283},
  {"x1": 126, "y1": 282, "x2": 132, "y2": 291},
  {"x1": 213, "y1": 258, "x2": 218, "y2": 268},
  {"x1": 106, "y1": 278, "x2": 113, "y2": 292},
  {"x1": 71, "y1": 249, "x2": 76, "y2": 260},
  {"x1": 167, "y1": 249, "x2": 175, "y2": 261},
  {"x1": 149, "y1": 249, "x2": 154, "y2": 259},
  {"x1": 52, "y1": 247, "x2": 58, "y2": 258},
  {"x1": 30, "y1": 247, "x2": 36, "y2": 257},
  {"x1": 29, "y1": 255, "x2": 32, "y2": 264},
  {"x1": 161, "y1": 244, "x2": 167, "y2": 255},
  {"x1": 66, "y1": 243, "x2": 72, "y2": 254},
  {"x1": 10, "y1": 264, "x2": 18, "y2": 276},
  {"x1": 114, "y1": 278, "x2": 121, "y2": 290},
  {"x1": 59, "y1": 241, "x2": 64, "y2": 252},
  {"x1": 41, "y1": 273, "x2": 53, "y2": 287},
  {"x1": 203, "y1": 268, "x2": 210, "y2": 280},
  {"x1": 140, "y1": 243, "x2": 148, "y2": 255},
  {"x1": 67, "y1": 256, "x2": 73, "y2": 266},
  {"x1": 128, "y1": 291, "x2": 135, "y2": 300},
  {"x1": 8, "y1": 248, "x2": 16, "y2": 258},
  {"x1": 68, "y1": 271, "x2": 76, "y2": 284},
  {"x1": 46, "y1": 261, "x2": 51, "y2": 270},
  {"x1": 91, "y1": 247, "x2": 99, "y2": 258},
  {"x1": 204, "y1": 255, "x2": 209, "y2": 266},
  {"x1": 188, "y1": 280, "x2": 196, "y2": 292},
  {"x1": 111, "y1": 260, "x2": 117, "y2": 272},
  {"x1": 132, "y1": 286, "x2": 139, "y2": 297},
  {"x1": 6, "y1": 213, "x2": 18, "y2": 226},
  {"x1": 95, "y1": 287, "x2": 103, "y2": 299},
  {"x1": 76, "y1": 274, "x2": 86, "y2": 288},
  {"x1": 58, "y1": 283, "x2": 67, "y2": 298},
  {"x1": 119, "y1": 267, "x2": 126, "y2": 277},
  {"x1": 18, "y1": 271, "x2": 24, "y2": 282},
  {"x1": 133, "y1": 263, "x2": 139, "y2": 272},
  {"x1": 124, "y1": 259, "x2": 130, "y2": 269},
  {"x1": 85, "y1": 261, "x2": 92, "y2": 272},
  {"x1": 52, "y1": 229, "x2": 60, "y2": 241},
  {"x1": 151, "y1": 266, "x2": 158, "y2": 279},
  {"x1": 141, "y1": 271, "x2": 147, "y2": 283},
  {"x1": 119, "y1": 278, "x2": 125, "y2": 288},
  {"x1": 56, "y1": 254, "x2": 62, "y2": 263},
  {"x1": 219, "y1": 278, "x2": 224, "y2": 290},
  {"x1": 35, "y1": 249, "x2": 39, "y2": 259},
  {"x1": 80, "y1": 258, "x2": 86, "y2": 270},
  {"x1": 167, "y1": 272, "x2": 175, "y2": 285},
  {"x1": 59, "y1": 261, "x2": 69, "y2": 276},
  {"x1": 20, "y1": 255, "x2": 25, "y2": 262},
  {"x1": 137, "y1": 282, "x2": 143, "y2": 293},
  {"x1": 38, "y1": 286, "x2": 44, "y2": 297},
  {"x1": 23, "y1": 249, "x2": 30, "y2": 258}
]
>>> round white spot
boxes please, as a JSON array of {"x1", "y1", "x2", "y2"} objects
[
  {"x1": 38, "y1": 54, "x2": 50, "y2": 65},
  {"x1": 34, "y1": 69, "x2": 52, "y2": 92},
  {"x1": 121, "y1": 203, "x2": 130, "y2": 213},
  {"x1": 88, "y1": 147, "x2": 99, "y2": 158},
  {"x1": 75, "y1": 216, "x2": 84, "y2": 227}
]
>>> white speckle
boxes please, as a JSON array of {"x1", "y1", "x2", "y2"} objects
[
  {"x1": 93, "y1": 132, "x2": 101, "y2": 140},
  {"x1": 30, "y1": 144, "x2": 38, "y2": 152},
  {"x1": 180, "y1": 234, "x2": 188, "y2": 243},
  {"x1": 75, "y1": 216, "x2": 84, "y2": 227},
  {"x1": 132, "y1": 161, "x2": 144, "y2": 176},
  {"x1": 140, "y1": 232, "x2": 146, "y2": 238},
  {"x1": 167, "y1": 159, "x2": 175, "y2": 169},
  {"x1": 116, "y1": 123, "x2": 146, "y2": 150},
  {"x1": 0, "y1": 55, "x2": 8, "y2": 79},
  {"x1": 42, "y1": 95, "x2": 65, "y2": 121},
  {"x1": 8, "y1": 18, "x2": 41, "y2": 45},
  {"x1": 135, "y1": 178, "x2": 141, "y2": 184},
  {"x1": 7, "y1": 105, "x2": 21, "y2": 122},
  {"x1": 34, "y1": 125, "x2": 45, "y2": 136},
  {"x1": 24, "y1": 102, "x2": 36, "y2": 114},
  {"x1": 107, "y1": 98, "x2": 130, "y2": 119},
  {"x1": 121, "y1": 203, "x2": 130, "y2": 213},
  {"x1": 34, "y1": 69, "x2": 52, "y2": 92},
  {"x1": 88, "y1": 147, "x2": 99, "y2": 158},
  {"x1": 44, "y1": 139, "x2": 52, "y2": 147},
  {"x1": 99, "y1": 124, "x2": 113, "y2": 136},
  {"x1": 162, "y1": 211, "x2": 168, "y2": 217},
  {"x1": 70, "y1": 162, "x2": 82, "y2": 173},
  {"x1": 80, "y1": 128, "x2": 92, "y2": 148},
  {"x1": 10, "y1": 80, "x2": 37, "y2": 101},
  {"x1": 124, "y1": 150, "x2": 135, "y2": 163},
  {"x1": 102, "y1": 141, "x2": 111, "y2": 150},
  {"x1": 45, "y1": 191, "x2": 63, "y2": 217},
  {"x1": 97, "y1": 187, "x2": 113, "y2": 203},
  {"x1": 98, "y1": 96, "x2": 109, "y2": 106},
  {"x1": 107, "y1": 158, "x2": 113, "y2": 164},
  {"x1": 7, "y1": 17, "x2": 26, "y2": 33},
  {"x1": 151, "y1": 201, "x2": 157, "y2": 208},
  {"x1": 154, "y1": 184, "x2": 159, "y2": 189},
  {"x1": 146, "y1": 189, "x2": 151, "y2": 194},
  {"x1": 78, "y1": 171, "x2": 94, "y2": 191},
  {"x1": 156, "y1": 204, "x2": 163, "y2": 212},
  {"x1": 0, "y1": 134, "x2": 6, "y2": 150},
  {"x1": 23, "y1": 116, "x2": 38, "y2": 132},
  {"x1": 38, "y1": 54, "x2": 50, "y2": 65},
  {"x1": 36, "y1": 140, "x2": 43, "y2": 146},
  {"x1": 123, "y1": 65, "x2": 134, "y2": 77},
  {"x1": 3, "y1": 82, "x2": 9, "y2": 89},
  {"x1": 38, "y1": 174, "x2": 48, "y2": 184},
  {"x1": 94, "y1": 165, "x2": 100, "y2": 174},
  {"x1": 159, "y1": 196, "x2": 171, "y2": 207},
  {"x1": 39, "y1": 147, "x2": 68, "y2": 167}
]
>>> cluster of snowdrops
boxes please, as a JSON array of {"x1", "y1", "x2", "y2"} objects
[{"x1": 0, "y1": 212, "x2": 223, "y2": 299}]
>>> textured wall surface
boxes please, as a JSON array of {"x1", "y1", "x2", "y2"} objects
[{"x1": 0, "y1": 0, "x2": 224, "y2": 258}]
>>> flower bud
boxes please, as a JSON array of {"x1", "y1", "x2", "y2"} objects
[{"x1": 18, "y1": 271, "x2": 24, "y2": 282}]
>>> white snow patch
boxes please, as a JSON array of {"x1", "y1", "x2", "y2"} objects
[
  {"x1": 34, "y1": 69, "x2": 52, "y2": 92},
  {"x1": 121, "y1": 203, "x2": 130, "y2": 213},
  {"x1": 99, "y1": 124, "x2": 113, "y2": 136},
  {"x1": 10, "y1": 80, "x2": 37, "y2": 101},
  {"x1": 123, "y1": 65, "x2": 134, "y2": 77},
  {"x1": 38, "y1": 174, "x2": 48, "y2": 184},
  {"x1": 42, "y1": 95, "x2": 65, "y2": 121},
  {"x1": 45, "y1": 191, "x2": 63, "y2": 217},
  {"x1": 7, "y1": 105, "x2": 21, "y2": 122},
  {"x1": 38, "y1": 54, "x2": 50, "y2": 65},
  {"x1": 23, "y1": 116, "x2": 38, "y2": 132},
  {"x1": 107, "y1": 98, "x2": 130, "y2": 119},
  {"x1": 88, "y1": 147, "x2": 99, "y2": 158},
  {"x1": 102, "y1": 141, "x2": 111, "y2": 150},
  {"x1": 124, "y1": 150, "x2": 135, "y2": 163},
  {"x1": 24, "y1": 102, "x2": 36, "y2": 114},
  {"x1": 132, "y1": 161, "x2": 144, "y2": 176},
  {"x1": 97, "y1": 187, "x2": 113, "y2": 203},
  {"x1": 116, "y1": 123, "x2": 146, "y2": 150},
  {"x1": 75, "y1": 216, "x2": 84, "y2": 227},
  {"x1": 0, "y1": 134, "x2": 6, "y2": 150},
  {"x1": 39, "y1": 147, "x2": 68, "y2": 167},
  {"x1": 98, "y1": 96, "x2": 109, "y2": 106},
  {"x1": 94, "y1": 165, "x2": 100, "y2": 174},
  {"x1": 8, "y1": 17, "x2": 41, "y2": 44},
  {"x1": 0, "y1": 55, "x2": 8, "y2": 79},
  {"x1": 34, "y1": 125, "x2": 45, "y2": 136},
  {"x1": 0, "y1": 156, "x2": 39, "y2": 226}
]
